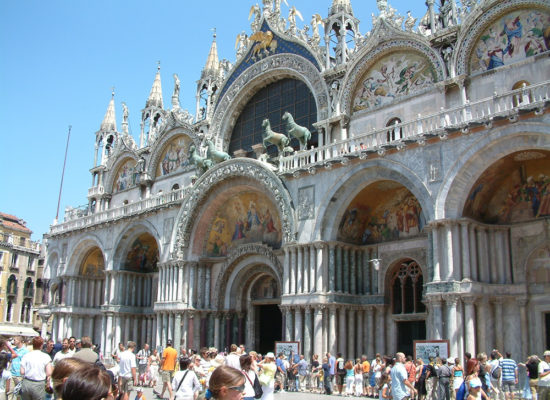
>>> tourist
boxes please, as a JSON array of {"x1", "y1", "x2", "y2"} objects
[
  {"x1": 112, "y1": 343, "x2": 124, "y2": 363},
  {"x1": 61, "y1": 366, "x2": 112, "y2": 400},
  {"x1": 454, "y1": 358, "x2": 465, "y2": 399},
  {"x1": 225, "y1": 345, "x2": 241, "y2": 370},
  {"x1": 118, "y1": 341, "x2": 137, "y2": 400},
  {"x1": 416, "y1": 358, "x2": 428, "y2": 400},
  {"x1": 67, "y1": 337, "x2": 77, "y2": 355},
  {"x1": 537, "y1": 351, "x2": 550, "y2": 400},
  {"x1": 477, "y1": 353, "x2": 492, "y2": 395},
  {"x1": 73, "y1": 336, "x2": 99, "y2": 363},
  {"x1": 489, "y1": 350, "x2": 503, "y2": 400},
  {"x1": 405, "y1": 356, "x2": 416, "y2": 398},
  {"x1": 257, "y1": 352, "x2": 276, "y2": 400},
  {"x1": 0, "y1": 353, "x2": 11, "y2": 400},
  {"x1": 438, "y1": 358, "x2": 453, "y2": 400},
  {"x1": 157, "y1": 339, "x2": 178, "y2": 400},
  {"x1": 296, "y1": 355, "x2": 308, "y2": 392},
  {"x1": 525, "y1": 355, "x2": 539, "y2": 400},
  {"x1": 467, "y1": 379, "x2": 483, "y2": 400},
  {"x1": 20, "y1": 336, "x2": 53, "y2": 400},
  {"x1": 136, "y1": 344, "x2": 150, "y2": 387},
  {"x1": 53, "y1": 339, "x2": 72, "y2": 366},
  {"x1": 336, "y1": 353, "x2": 346, "y2": 395},
  {"x1": 465, "y1": 359, "x2": 489, "y2": 400},
  {"x1": 172, "y1": 357, "x2": 200, "y2": 400},
  {"x1": 328, "y1": 352, "x2": 336, "y2": 392},
  {"x1": 42, "y1": 340, "x2": 55, "y2": 360},
  {"x1": 240, "y1": 354, "x2": 259, "y2": 400},
  {"x1": 274, "y1": 353, "x2": 286, "y2": 392},
  {"x1": 207, "y1": 365, "x2": 246, "y2": 400},
  {"x1": 50, "y1": 357, "x2": 90, "y2": 399},
  {"x1": 355, "y1": 358, "x2": 364, "y2": 397},
  {"x1": 310, "y1": 354, "x2": 320, "y2": 393},
  {"x1": 362, "y1": 355, "x2": 371, "y2": 397},
  {"x1": 149, "y1": 349, "x2": 160, "y2": 388},
  {"x1": 372, "y1": 353, "x2": 383, "y2": 398},
  {"x1": 9, "y1": 336, "x2": 28, "y2": 400},
  {"x1": 426, "y1": 357, "x2": 439, "y2": 400},
  {"x1": 322, "y1": 357, "x2": 332, "y2": 395},
  {"x1": 379, "y1": 372, "x2": 392, "y2": 400},
  {"x1": 391, "y1": 352, "x2": 417, "y2": 400},
  {"x1": 500, "y1": 353, "x2": 518, "y2": 400},
  {"x1": 344, "y1": 359, "x2": 355, "y2": 395}
]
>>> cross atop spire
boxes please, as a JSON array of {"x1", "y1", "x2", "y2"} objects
[
  {"x1": 100, "y1": 90, "x2": 117, "y2": 132},
  {"x1": 202, "y1": 30, "x2": 220, "y2": 77},
  {"x1": 146, "y1": 64, "x2": 163, "y2": 109}
]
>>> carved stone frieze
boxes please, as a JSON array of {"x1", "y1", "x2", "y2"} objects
[{"x1": 172, "y1": 158, "x2": 296, "y2": 258}]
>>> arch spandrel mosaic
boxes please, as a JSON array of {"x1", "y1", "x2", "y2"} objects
[
  {"x1": 156, "y1": 135, "x2": 192, "y2": 177},
  {"x1": 80, "y1": 248, "x2": 105, "y2": 277},
  {"x1": 123, "y1": 233, "x2": 159, "y2": 272},
  {"x1": 113, "y1": 159, "x2": 138, "y2": 193},
  {"x1": 337, "y1": 180, "x2": 425, "y2": 245},
  {"x1": 352, "y1": 52, "x2": 436, "y2": 113},
  {"x1": 464, "y1": 150, "x2": 550, "y2": 224},
  {"x1": 205, "y1": 191, "x2": 282, "y2": 257},
  {"x1": 469, "y1": 9, "x2": 550, "y2": 74}
]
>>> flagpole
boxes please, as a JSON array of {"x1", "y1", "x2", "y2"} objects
[{"x1": 55, "y1": 125, "x2": 72, "y2": 224}]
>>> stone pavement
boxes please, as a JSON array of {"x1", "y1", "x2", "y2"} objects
[{"x1": 138, "y1": 383, "x2": 367, "y2": 399}]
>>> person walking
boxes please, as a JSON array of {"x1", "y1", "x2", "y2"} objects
[
  {"x1": 438, "y1": 358, "x2": 453, "y2": 400},
  {"x1": 9, "y1": 336, "x2": 28, "y2": 400},
  {"x1": 391, "y1": 352, "x2": 418, "y2": 400},
  {"x1": 258, "y1": 352, "x2": 277, "y2": 400},
  {"x1": 157, "y1": 340, "x2": 178, "y2": 400},
  {"x1": 136, "y1": 344, "x2": 150, "y2": 387},
  {"x1": 171, "y1": 357, "x2": 200, "y2": 400},
  {"x1": 19, "y1": 337, "x2": 53, "y2": 400},
  {"x1": 537, "y1": 351, "x2": 550, "y2": 400},
  {"x1": 454, "y1": 358, "x2": 465, "y2": 398},
  {"x1": 500, "y1": 353, "x2": 518, "y2": 400},
  {"x1": 118, "y1": 341, "x2": 138, "y2": 400}
]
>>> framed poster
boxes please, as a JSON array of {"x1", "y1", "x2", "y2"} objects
[
  {"x1": 275, "y1": 341, "x2": 300, "y2": 359},
  {"x1": 414, "y1": 340, "x2": 450, "y2": 364}
]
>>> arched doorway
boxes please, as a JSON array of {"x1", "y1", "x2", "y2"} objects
[
  {"x1": 249, "y1": 274, "x2": 282, "y2": 354},
  {"x1": 388, "y1": 259, "x2": 427, "y2": 356}
]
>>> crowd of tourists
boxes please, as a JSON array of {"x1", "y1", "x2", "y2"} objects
[{"x1": 0, "y1": 335, "x2": 549, "y2": 400}]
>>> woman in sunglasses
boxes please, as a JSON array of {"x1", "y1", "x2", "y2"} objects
[{"x1": 207, "y1": 365, "x2": 245, "y2": 399}]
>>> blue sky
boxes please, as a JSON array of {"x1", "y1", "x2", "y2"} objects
[{"x1": 0, "y1": 0, "x2": 426, "y2": 240}]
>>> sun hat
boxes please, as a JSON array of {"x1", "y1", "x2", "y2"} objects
[
  {"x1": 543, "y1": 350, "x2": 550, "y2": 356},
  {"x1": 265, "y1": 352, "x2": 275, "y2": 359}
]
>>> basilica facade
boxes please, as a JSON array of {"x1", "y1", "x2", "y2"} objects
[{"x1": 41, "y1": 0, "x2": 550, "y2": 361}]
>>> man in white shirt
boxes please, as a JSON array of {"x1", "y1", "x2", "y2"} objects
[
  {"x1": 52, "y1": 338, "x2": 72, "y2": 366},
  {"x1": 225, "y1": 344, "x2": 241, "y2": 370},
  {"x1": 19, "y1": 337, "x2": 53, "y2": 400},
  {"x1": 119, "y1": 341, "x2": 138, "y2": 400},
  {"x1": 538, "y1": 350, "x2": 550, "y2": 400},
  {"x1": 136, "y1": 343, "x2": 150, "y2": 386}
]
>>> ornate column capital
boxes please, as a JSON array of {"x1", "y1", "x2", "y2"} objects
[
  {"x1": 304, "y1": 305, "x2": 312, "y2": 314},
  {"x1": 444, "y1": 294, "x2": 460, "y2": 306},
  {"x1": 516, "y1": 297, "x2": 528, "y2": 307},
  {"x1": 462, "y1": 295, "x2": 477, "y2": 305}
]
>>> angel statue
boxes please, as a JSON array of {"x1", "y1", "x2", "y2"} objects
[
  {"x1": 235, "y1": 31, "x2": 248, "y2": 58},
  {"x1": 287, "y1": 6, "x2": 303, "y2": 36},
  {"x1": 262, "y1": 0, "x2": 273, "y2": 15},
  {"x1": 310, "y1": 13, "x2": 322, "y2": 45},
  {"x1": 171, "y1": 73, "x2": 180, "y2": 109},
  {"x1": 249, "y1": 3, "x2": 262, "y2": 32},
  {"x1": 273, "y1": 0, "x2": 288, "y2": 18},
  {"x1": 404, "y1": 11, "x2": 417, "y2": 31},
  {"x1": 122, "y1": 102, "x2": 129, "y2": 124}
]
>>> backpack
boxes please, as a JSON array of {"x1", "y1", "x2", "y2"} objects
[
  {"x1": 491, "y1": 363, "x2": 501, "y2": 379},
  {"x1": 456, "y1": 381, "x2": 467, "y2": 400}
]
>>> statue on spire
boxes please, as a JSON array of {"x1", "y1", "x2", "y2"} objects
[
  {"x1": 122, "y1": 102, "x2": 129, "y2": 134},
  {"x1": 172, "y1": 73, "x2": 181, "y2": 110}
]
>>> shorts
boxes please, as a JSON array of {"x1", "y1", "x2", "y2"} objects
[
  {"x1": 275, "y1": 372, "x2": 285, "y2": 386},
  {"x1": 138, "y1": 364, "x2": 147, "y2": 374},
  {"x1": 120, "y1": 376, "x2": 134, "y2": 393},
  {"x1": 161, "y1": 369, "x2": 174, "y2": 383},
  {"x1": 502, "y1": 381, "x2": 516, "y2": 393},
  {"x1": 337, "y1": 373, "x2": 346, "y2": 386},
  {"x1": 363, "y1": 373, "x2": 370, "y2": 387}
]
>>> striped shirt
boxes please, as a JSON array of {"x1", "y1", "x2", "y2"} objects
[{"x1": 500, "y1": 358, "x2": 517, "y2": 382}]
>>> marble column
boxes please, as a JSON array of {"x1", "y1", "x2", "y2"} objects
[
  {"x1": 182, "y1": 313, "x2": 189, "y2": 350},
  {"x1": 177, "y1": 264, "x2": 184, "y2": 301},
  {"x1": 347, "y1": 308, "x2": 355, "y2": 360},
  {"x1": 309, "y1": 245, "x2": 316, "y2": 293},
  {"x1": 476, "y1": 299, "x2": 488, "y2": 352},
  {"x1": 284, "y1": 248, "x2": 290, "y2": 295},
  {"x1": 356, "y1": 309, "x2": 363, "y2": 355},
  {"x1": 432, "y1": 224, "x2": 441, "y2": 281},
  {"x1": 297, "y1": 247, "x2": 303, "y2": 294},
  {"x1": 463, "y1": 296, "x2": 476, "y2": 357},
  {"x1": 460, "y1": 222, "x2": 471, "y2": 280},
  {"x1": 445, "y1": 295, "x2": 458, "y2": 357},
  {"x1": 295, "y1": 308, "x2": 303, "y2": 344},
  {"x1": 214, "y1": 313, "x2": 220, "y2": 350},
  {"x1": 516, "y1": 297, "x2": 528, "y2": 358},
  {"x1": 174, "y1": 313, "x2": 182, "y2": 348},
  {"x1": 469, "y1": 225, "x2": 478, "y2": 281},
  {"x1": 492, "y1": 299, "x2": 504, "y2": 351},
  {"x1": 289, "y1": 248, "x2": 296, "y2": 295},
  {"x1": 182, "y1": 263, "x2": 189, "y2": 304},
  {"x1": 343, "y1": 247, "x2": 350, "y2": 293},
  {"x1": 285, "y1": 307, "x2": 294, "y2": 341},
  {"x1": 329, "y1": 306, "x2": 337, "y2": 355},
  {"x1": 328, "y1": 245, "x2": 336, "y2": 292},
  {"x1": 375, "y1": 305, "x2": 385, "y2": 355},
  {"x1": 338, "y1": 307, "x2": 346, "y2": 355},
  {"x1": 336, "y1": 246, "x2": 342, "y2": 292},
  {"x1": 193, "y1": 312, "x2": 201, "y2": 350},
  {"x1": 366, "y1": 307, "x2": 374, "y2": 358},
  {"x1": 477, "y1": 228, "x2": 489, "y2": 282},
  {"x1": 503, "y1": 229, "x2": 512, "y2": 284},
  {"x1": 350, "y1": 249, "x2": 357, "y2": 295},
  {"x1": 431, "y1": 297, "x2": 443, "y2": 340},
  {"x1": 304, "y1": 306, "x2": 312, "y2": 360},
  {"x1": 105, "y1": 313, "x2": 113, "y2": 357},
  {"x1": 314, "y1": 306, "x2": 323, "y2": 357}
]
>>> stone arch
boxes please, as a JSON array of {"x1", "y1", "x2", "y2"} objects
[
  {"x1": 171, "y1": 158, "x2": 295, "y2": 259},
  {"x1": 113, "y1": 221, "x2": 162, "y2": 270},
  {"x1": 453, "y1": 0, "x2": 550, "y2": 76},
  {"x1": 147, "y1": 127, "x2": 202, "y2": 179},
  {"x1": 212, "y1": 244, "x2": 283, "y2": 311},
  {"x1": 438, "y1": 122, "x2": 550, "y2": 220},
  {"x1": 209, "y1": 54, "x2": 330, "y2": 150},
  {"x1": 341, "y1": 30, "x2": 445, "y2": 116},
  {"x1": 315, "y1": 159, "x2": 433, "y2": 242},
  {"x1": 384, "y1": 257, "x2": 427, "y2": 315},
  {"x1": 66, "y1": 235, "x2": 105, "y2": 276},
  {"x1": 104, "y1": 152, "x2": 140, "y2": 194},
  {"x1": 525, "y1": 241, "x2": 550, "y2": 286}
]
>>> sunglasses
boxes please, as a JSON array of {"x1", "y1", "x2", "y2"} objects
[{"x1": 228, "y1": 384, "x2": 245, "y2": 393}]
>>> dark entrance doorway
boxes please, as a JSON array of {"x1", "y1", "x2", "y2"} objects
[
  {"x1": 257, "y1": 304, "x2": 282, "y2": 354},
  {"x1": 546, "y1": 312, "x2": 550, "y2": 349},
  {"x1": 397, "y1": 320, "x2": 426, "y2": 357}
]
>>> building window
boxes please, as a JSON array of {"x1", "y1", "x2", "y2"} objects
[
  {"x1": 229, "y1": 78, "x2": 318, "y2": 158},
  {"x1": 7, "y1": 275, "x2": 17, "y2": 296},
  {"x1": 390, "y1": 260, "x2": 425, "y2": 314},
  {"x1": 23, "y1": 278, "x2": 34, "y2": 298},
  {"x1": 5, "y1": 301, "x2": 13, "y2": 322},
  {"x1": 386, "y1": 118, "x2": 402, "y2": 142},
  {"x1": 11, "y1": 253, "x2": 18, "y2": 268}
]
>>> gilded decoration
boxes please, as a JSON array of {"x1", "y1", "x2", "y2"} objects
[
  {"x1": 156, "y1": 135, "x2": 192, "y2": 177},
  {"x1": 80, "y1": 248, "x2": 104, "y2": 277},
  {"x1": 338, "y1": 180, "x2": 424, "y2": 245},
  {"x1": 113, "y1": 158, "x2": 139, "y2": 193},
  {"x1": 469, "y1": 9, "x2": 550, "y2": 74},
  {"x1": 123, "y1": 233, "x2": 159, "y2": 272},
  {"x1": 464, "y1": 150, "x2": 550, "y2": 224},
  {"x1": 205, "y1": 191, "x2": 282, "y2": 257},
  {"x1": 352, "y1": 52, "x2": 436, "y2": 112}
]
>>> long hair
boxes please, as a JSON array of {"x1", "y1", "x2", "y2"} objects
[
  {"x1": 51, "y1": 358, "x2": 90, "y2": 398},
  {"x1": 465, "y1": 358, "x2": 479, "y2": 377}
]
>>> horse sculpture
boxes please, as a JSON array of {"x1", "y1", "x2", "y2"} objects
[
  {"x1": 189, "y1": 145, "x2": 212, "y2": 173},
  {"x1": 282, "y1": 112, "x2": 311, "y2": 148},
  {"x1": 261, "y1": 119, "x2": 290, "y2": 153},
  {"x1": 206, "y1": 140, "x2": 231, "y2": 164}
]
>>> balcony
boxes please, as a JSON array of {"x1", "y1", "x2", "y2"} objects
[
  {"x1": 50, "y1": 187, "x2": 189, "y2": 236},
  {"x1": 88, "y1": 185, "x2": 105, "y2": 198},
  {"x1": 278, "y1": 80, "x2": 550, "y2": 174}
]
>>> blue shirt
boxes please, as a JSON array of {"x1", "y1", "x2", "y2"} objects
[
  {"x1": 329, "y1": 356, "x2": 336, "y2": 375},
  {"x1": 501, "y1": 358, "x2": 517, "y2": 382},
  {"x1": 276, "y1": 358, "x2": 286, "y2": 373},
  {"x1": 298, "y1": 359, "x2": 308, "y2": 376},
  {"x1": 390, "y1": 362, "x2": 409, "y2": 400},
  {"x1": 10, "y1": 346, "x2": 29, "y2": 377}
]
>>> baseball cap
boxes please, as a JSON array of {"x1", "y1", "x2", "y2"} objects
[{"x1": 543, "y1": 350, "x2": 550, "y2": 356}]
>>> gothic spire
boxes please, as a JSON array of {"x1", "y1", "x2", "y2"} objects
[
  {"x1": 330, "y1": 0, "x2": 354, "y2": 16},
  {"x1": 146, "y1": 63, "x2": 164, "y2": 109},
  {"x1": 100, "y1": 90, "x2": 117, "y2": 132},
  {"x1": 202, "y1": 30, "x2": 220, "y2": 78}
]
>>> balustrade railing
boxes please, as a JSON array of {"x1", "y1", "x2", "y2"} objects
[{"x1": 278, "y1": 80, "x2": 550, "y2": 173}]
